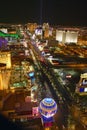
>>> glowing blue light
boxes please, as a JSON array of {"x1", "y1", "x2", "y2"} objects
[
  {"x1": 44, "y1": 98, "x2": 52, "y2": 103},
  {"x1": 79, "y1": 88, "x2": 84, "y2": 92},
  {"x1": 28, "y1": 72, "x2": 34, "y2": 77}
]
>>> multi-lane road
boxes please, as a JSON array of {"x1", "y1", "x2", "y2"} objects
[{"x1": 29, "y1": 39, "x2": 87, "y2": 130}]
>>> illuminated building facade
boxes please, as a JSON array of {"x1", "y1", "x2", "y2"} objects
[
  {"x1": 0, "y1": 51, "x2": 11, "y2": 69},
  {"x1": 56, "y1": 30, "x2": 78, "y2": 44},
  {"x1": 43, "y1": 23, "x2": 53, "y2": 38},
  {"x1": 0, "y1": 63, "x2": 6, "y2": 90},
  {"x1": 44, "y1": 29, "x2": 49, "y2": 38},
  {"x1": 0, "y1": 31, "x2": 19, "y2": 39},
  {"x1": 0, "y1": 37, "x2": 8, "y2": 48},
  {"x1": 76, "y1": 73, "x2": 87, "y2": 95},
  {"x1": 27, "y1": 23, "x2": 38, "y2": 32},
  {"x1": 0, "y1": 63, "x2": 11, "y2": 92},
  {"x1": 0, "y1": 28, "x2": 8, "y2": 33}
]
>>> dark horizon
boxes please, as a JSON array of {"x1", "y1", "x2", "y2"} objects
[{"x1": 0, "y1": 0, "x2": 87, "y2": 27}]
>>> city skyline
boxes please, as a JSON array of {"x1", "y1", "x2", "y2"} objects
[
  {"x1": 0, "y1": 17, "x2": 87, "y2": 129},
  {"x1": 0, "y1": 0, "x2": 87, "y2": 26}
]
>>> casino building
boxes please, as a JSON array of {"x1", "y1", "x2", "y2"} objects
[
  {"x1": 56, "y1": 29, "x2": 78, "y2": 44},
  {"x1": 0, "y1": 51, "x2": 11, "y2": 69}
]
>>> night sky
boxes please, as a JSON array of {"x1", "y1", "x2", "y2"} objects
[{"x1": 0, "y1": 0, "x2": 87, "y2": 26}]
